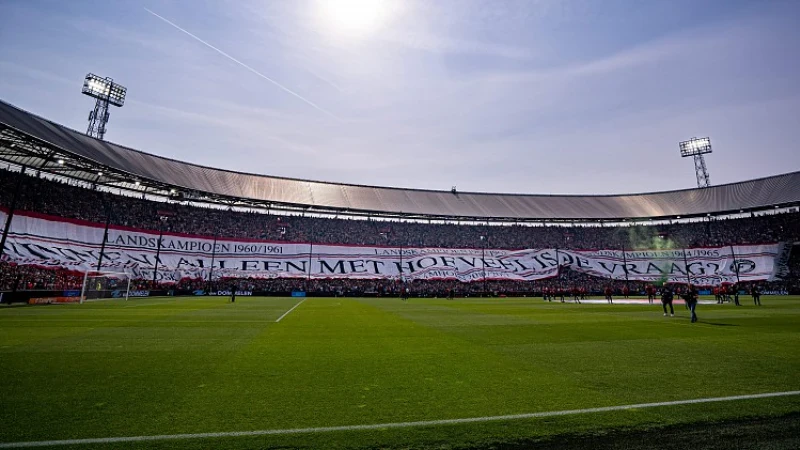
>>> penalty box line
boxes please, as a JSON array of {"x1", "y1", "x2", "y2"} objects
[
  {"x1": 275, "y1": 298, "x2": 306, "y2": 323},
  {"x1": 1, "y1": 391, "x2": 798, "y2": 448}
]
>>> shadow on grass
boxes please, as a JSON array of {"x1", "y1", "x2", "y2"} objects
[{"x1": 468, "y1": 412, "x2": 800, "y2": 450}]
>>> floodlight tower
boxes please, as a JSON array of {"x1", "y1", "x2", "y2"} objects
[
  {"x1": 679, "y1": 137, "x2": 712, "y2": 188},
  {"x1": 82, "y1": 74, "x2": 127, "y2": 140}
]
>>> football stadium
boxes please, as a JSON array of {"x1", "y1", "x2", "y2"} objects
[
  {"x1": 2, "y1": 2, "x2": 800, "y2": 449},
  {"x1": 1, "y1": 99, "x2": 799, "y2": 449}
]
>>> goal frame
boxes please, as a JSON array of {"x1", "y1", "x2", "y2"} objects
[{"x1": 79, "y1": 270, "x2": 132, "y2": 304}]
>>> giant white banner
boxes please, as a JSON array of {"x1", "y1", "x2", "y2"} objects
[{"x1": 0, "y1": 210, "x2": 789, "y2": 285}]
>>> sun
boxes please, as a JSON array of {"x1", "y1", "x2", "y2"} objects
[{"x1": 317, "y1": 0, "x2": 392, "y2": 37}]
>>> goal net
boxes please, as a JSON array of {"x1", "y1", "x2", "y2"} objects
[{"x1": 80, "y1": 270, "x2": 132, "y2": 303}]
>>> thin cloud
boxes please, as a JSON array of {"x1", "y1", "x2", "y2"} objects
[
  {"x1": 2, "y1": 0, "x2": 797, "y2": 194},
  {"x1": 0, "y1": 61, "x2": 74, "y2": 87},
  {"x1": 126, "y1": 99, "x2": 320, "y2": 156},
  {"x1": 379, "y1": 30, "x2": 531, "y2": 59},
  {"x1": 143, "y1": 7, "x2": 340, "y2": 120}
]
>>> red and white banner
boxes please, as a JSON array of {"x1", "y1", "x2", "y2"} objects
[{"x1": 0, "y1": 210, "x2": 789, "y2": 285}]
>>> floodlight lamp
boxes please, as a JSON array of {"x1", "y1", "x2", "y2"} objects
[
  {"x1": 82, "y1": 73, "x2": 127, "y2": 107},
  {"x1": 687, "y1": 139, "x2": 708, "y2": 150},
  {"x1": 134, "y1": 181, "x2": 140, "y2": 186},
  {"x1": 679, "y1": 137, "x2": 712, "y2": 157},
  {"x1": 97, "y1": 171, "x2": 103, "y2": 176},
  {"x1": 57, "y1": 159, "x2": 64, "y2": 165}
]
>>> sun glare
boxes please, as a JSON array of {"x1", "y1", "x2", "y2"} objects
[{"x1": 317, "y1": 0, "x2": 392, "y2": 37}]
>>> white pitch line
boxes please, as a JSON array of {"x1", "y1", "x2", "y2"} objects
[
  {"x1": 1, "y1": 391, "x2": 798, "y2": 448},
  {"x1": 275, "y1": 298, "x2": 306, "y2": 323}
]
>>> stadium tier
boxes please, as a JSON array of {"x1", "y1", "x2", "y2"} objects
[
  {"x1": 1, "y1": 100, "x2": 799, "y2": 302},
  {"x1": 0, "y1": 159, "x2": 798, "y2": 301}
]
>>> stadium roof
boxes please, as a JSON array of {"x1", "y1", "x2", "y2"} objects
[{"x1": 1, "y1": 99, "x2": 798, "y2": 221}]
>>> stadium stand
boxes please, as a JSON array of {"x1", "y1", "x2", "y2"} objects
[
  {"x1": 2, "y1": 169, "x2": 800, "y2": 249},
  {"x1": 1, "y1": 168, "x2": 798, "y2": 298},
  {"x1": 1, "y1": 100, "x2": 799, "y2": 301}
]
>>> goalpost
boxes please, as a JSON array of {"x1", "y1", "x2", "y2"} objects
[{"x1": 79, "y1": 270, "x2": 133, "y2": 304}]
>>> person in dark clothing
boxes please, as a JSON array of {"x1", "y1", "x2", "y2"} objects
[
  {"x1": 682, "y1": 285, "x2": 699, "y2": 323},
  {"x1": 731, "y1": 283, "x2": 740, "y2": 306},
  {"x1": 661, "y1": 287, "x2": 674, "y2": 316},
  {"x1": 752, "y1": 285, "x2": 761, "y2": 306},
  {"x1": 647, "y1": 285, "x2": 656, "y2": 304},
  {"x1": 230, "y1": 284, "x2": 236, "y2": 303}
]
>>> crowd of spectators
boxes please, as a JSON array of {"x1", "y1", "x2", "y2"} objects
[
  {"x1": 1, "y1": 168, "x2": 799, "y2": 295},
  {"x1": 3, "y1": 168, "x2": 799, "y2": 249},
  {"x1": 2, "y1": 261, "x2": 797, "y2": 295},
  {"x1": 0, "y1": 264, "x2": 83, "y2": 291}
]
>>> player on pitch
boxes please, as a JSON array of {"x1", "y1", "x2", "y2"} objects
[
  {"x1": 646, "y1": 284, "x2": 656, "y2": 304},
  {"x1": 682, "y1": 285, "x2": 699, "y2": 323},
  {"x1": 661, "y1": 285, "x2": 674, "y2": 317},
  {"x1": 751, "y1": 285, "x2": 762, "y2": 306}
]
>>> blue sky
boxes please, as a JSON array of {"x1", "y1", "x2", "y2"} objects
[{"x1": 1, "y1": 0, "x2": 799, "y2": 194}]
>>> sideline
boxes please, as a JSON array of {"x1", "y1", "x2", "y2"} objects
[{"x1": 1, "y1": 390, "x2": 798, "y2": 448}]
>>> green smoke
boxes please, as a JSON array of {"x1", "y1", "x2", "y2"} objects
[{"x1": 622, "y1": 225, "x2": 677, "y2": 286}]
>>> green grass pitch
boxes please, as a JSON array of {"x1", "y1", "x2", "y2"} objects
[{"x1": 1, "y1": 296, "x2": 799, "y2": 449}]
